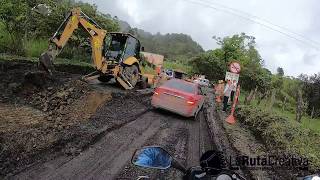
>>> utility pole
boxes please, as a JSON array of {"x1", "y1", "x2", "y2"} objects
[{"x1": 224, "y1": 51, "x2": 228, "y2": 71}]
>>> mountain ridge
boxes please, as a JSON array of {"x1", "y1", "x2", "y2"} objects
[{"x1": 116, "y1": 19, "x2": 204, "y2": 60}]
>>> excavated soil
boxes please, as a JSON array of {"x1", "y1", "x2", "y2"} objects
[{"x1": 0, "y1": 60, "x2": 150, "y2": 178}]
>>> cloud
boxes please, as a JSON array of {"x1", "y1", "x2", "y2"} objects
[
  {"x1": 81, "y1": 0, "x2": 320, "y2": 76},
  {"x1": 303, "y1": 53, "x2": 317, "y2": 66}
]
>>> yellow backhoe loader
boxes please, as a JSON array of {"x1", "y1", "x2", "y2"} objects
[{"x1": 39, "y1": 7, "x2": 146, "y2": 89}]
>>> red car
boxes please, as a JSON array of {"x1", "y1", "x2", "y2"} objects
[{"x1": 151, "y1": 79, "x2": 205, "y2": 117}]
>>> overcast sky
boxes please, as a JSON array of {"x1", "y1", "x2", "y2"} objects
[{"x1": 82, "y1": 0, "x2": 320, "y2": 76}]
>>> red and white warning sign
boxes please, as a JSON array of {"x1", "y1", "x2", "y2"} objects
[{"x1": 229, "y1": 62, "x2": 241, "y2": 74}]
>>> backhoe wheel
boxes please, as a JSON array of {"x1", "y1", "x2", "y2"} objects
[
  {"x1": 137, "y1": 76, "x2": 148, "y2": 89},
  {"x1": 98, "y1": 75, "x2": 112, "y2": 83},
  {"x1": 123, "y1": 65, "x2": 139, "y2": 87}
]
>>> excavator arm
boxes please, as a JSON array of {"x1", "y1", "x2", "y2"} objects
[
  {"x1": 39, "y1": 8, "x2": 108, "y2": 74},
  {"x1": 39, "y1": 7, "x2": 143, "y2": 90}
]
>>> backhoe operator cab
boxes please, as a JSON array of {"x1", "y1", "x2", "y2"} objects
[
  {"x1": 104, "y1": 33, "x2": 140, "y2": 63},
  {"x1": 99, "y1": 32, "x2": 142, "y2": 88},
  {"x1": 98, "y1": 33, "x2": 142, "y2": 87}
]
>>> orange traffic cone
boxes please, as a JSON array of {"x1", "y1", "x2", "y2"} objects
[
  {"x1": 225, "y1": 85, "x2": 240, "y2": 125},
  {"x1": 226, "y1": 114, "x2": 236, "y2": 124}
]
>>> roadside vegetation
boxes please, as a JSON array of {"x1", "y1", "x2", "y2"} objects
[
  {"x1": 236, "y1": 106, "x2": 320, "y2": 170},
  {"x1": 0, "y1": 0, "x2": 119, "y2": 57},
  {"x1": 191, "y1": 33, "x2": 320, "y2": 171},
  {"x1": 163, "y1": 60, "x2": 191, "y2": 73}
]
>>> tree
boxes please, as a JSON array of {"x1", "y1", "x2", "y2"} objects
[
  {"x1": 0, "y1": 0, "x2": 120, "y2": 57},
  {"x1": 134, "y1": 31, "x2": 204, "y2": 60},
  {"x1": 191, "y1": 33, "x2": 271, "y2": 93},
  {"x1": 0, "y1": 0, "x2": 28, "y2": 54},
  {"x1": 190, "y1": 49, "x2": 225, "y2": 81},
  {"x1": 277, "y1": 67, "x2": 284, "y2": 76},
  {"x1": 299, "y1": 73, "x2": 320, "y2": 118}
]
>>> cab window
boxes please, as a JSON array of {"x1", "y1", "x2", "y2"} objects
[
  {"x1": 123, "y1": 37, "x2": 139, "y2": 60},
  {"x1": 104, "y1": 34, "x2": 126, "y2": 61}
]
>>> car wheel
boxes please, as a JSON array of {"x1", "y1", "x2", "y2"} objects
[{"x1": 137, "y1": 76, "x2": 147, "y2": 89}]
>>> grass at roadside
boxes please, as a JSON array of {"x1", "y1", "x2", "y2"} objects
[
  {"x1": 163, "y1": 60, "x2": 191, "y2": 73},
  {"x1": 0, "y1": 53, "x2": 92, "y2": 67},
  {"x1": 236, "y1": 91, "x2": 320, "y2": 133},
  {"x1": 271, "y1": 107, "x2": 320, "y2": 132},
  {"x1": 252, "y1": 99, "x2": 320, "y2": 133},
  {"x1": 24, "y1": 39, "x2": 48, "y2": 58}
]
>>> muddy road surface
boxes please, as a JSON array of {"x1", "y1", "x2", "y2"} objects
[
  {"x1": 14, "y1": 108, "x2": 211, "y2": 180},
  {"x1": 1, "y1": 60, "x2": 216, "y2": 179}
]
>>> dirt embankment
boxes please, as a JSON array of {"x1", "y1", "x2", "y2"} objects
[{"x1": 0, "y1": 60, "x2": 151, "y2": 178}]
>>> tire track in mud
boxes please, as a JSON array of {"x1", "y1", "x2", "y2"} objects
[
  {"x1": 186, "y1": 115, "x2": 201, "y2": 167},
  {"x1": 15, "y1": 111, "x2": 162, "y2": 180},
  {"x1": 14, "y1": 94, "x2": 214, "y2": 180},
  {"x1": 117, "y1": 109, "x2": 214, "y2": 180},
  {"x1": 117, "y1": 110, "x2": 191, "y2": 179}
]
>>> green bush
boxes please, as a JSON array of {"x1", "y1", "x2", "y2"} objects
[
  {"x1": 24, "y1": 39, "x2": 48, "y2": 57},
  {"x1": 163, "y1": 60, "x2": 191, "y2": 74},
  {"x1": 0, "y1": 23, "x2": 14, "y2": 53},
  {"x1": 236, "y1": 106, "x2": 320, "y2": 170},
  {"x1": 22, "y1": 39, "x2": 91, "y2": 63}
]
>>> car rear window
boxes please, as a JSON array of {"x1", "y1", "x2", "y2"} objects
[{"x1": 163, "y1": 80, "x2": 196, "y2": 93}]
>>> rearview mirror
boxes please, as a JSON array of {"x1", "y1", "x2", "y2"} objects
[
  {"x1": 131, "y1": 146, "x2": 173, "y2": 170},
  {"x1": 216, "y1": 174, "x2": 233, "y2": 180}
]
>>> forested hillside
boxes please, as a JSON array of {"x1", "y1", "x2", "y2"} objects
[
  {"x1": 0, "y1": 0, "x2": 119, "y2": 61},
  {"x1": 0, "y1": 0, "x2": 203, "y2": 65},
  {"x1": 117, "y1": 20, "x2": 204, "y2": 61}
]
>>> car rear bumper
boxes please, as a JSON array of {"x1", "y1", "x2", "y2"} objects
[{"x1": 151, "y1": 97, "x2": 197, "y2": 117}]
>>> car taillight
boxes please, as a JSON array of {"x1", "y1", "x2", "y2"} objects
[
  {"x1": 154, "y1": 89, "x2": 161, "y2": 95},
  {"x1": 187, "y1": 100, "x2": 195, "y2": 105}
]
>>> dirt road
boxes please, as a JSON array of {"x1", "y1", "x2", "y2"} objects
[
  {"x1": 14, "y1": 108, "x2": 211, "y2": 180},
  {"x1": 1, "y1": 60, "x2": 216, "y2": 179}
]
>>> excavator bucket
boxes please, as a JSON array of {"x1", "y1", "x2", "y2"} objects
[
  {"x1": 39, "y1": 51, "x2": 55, "y2": 75},
  {"x1": 116, "y1": 77, "x2": 133, "y2": 90}
]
